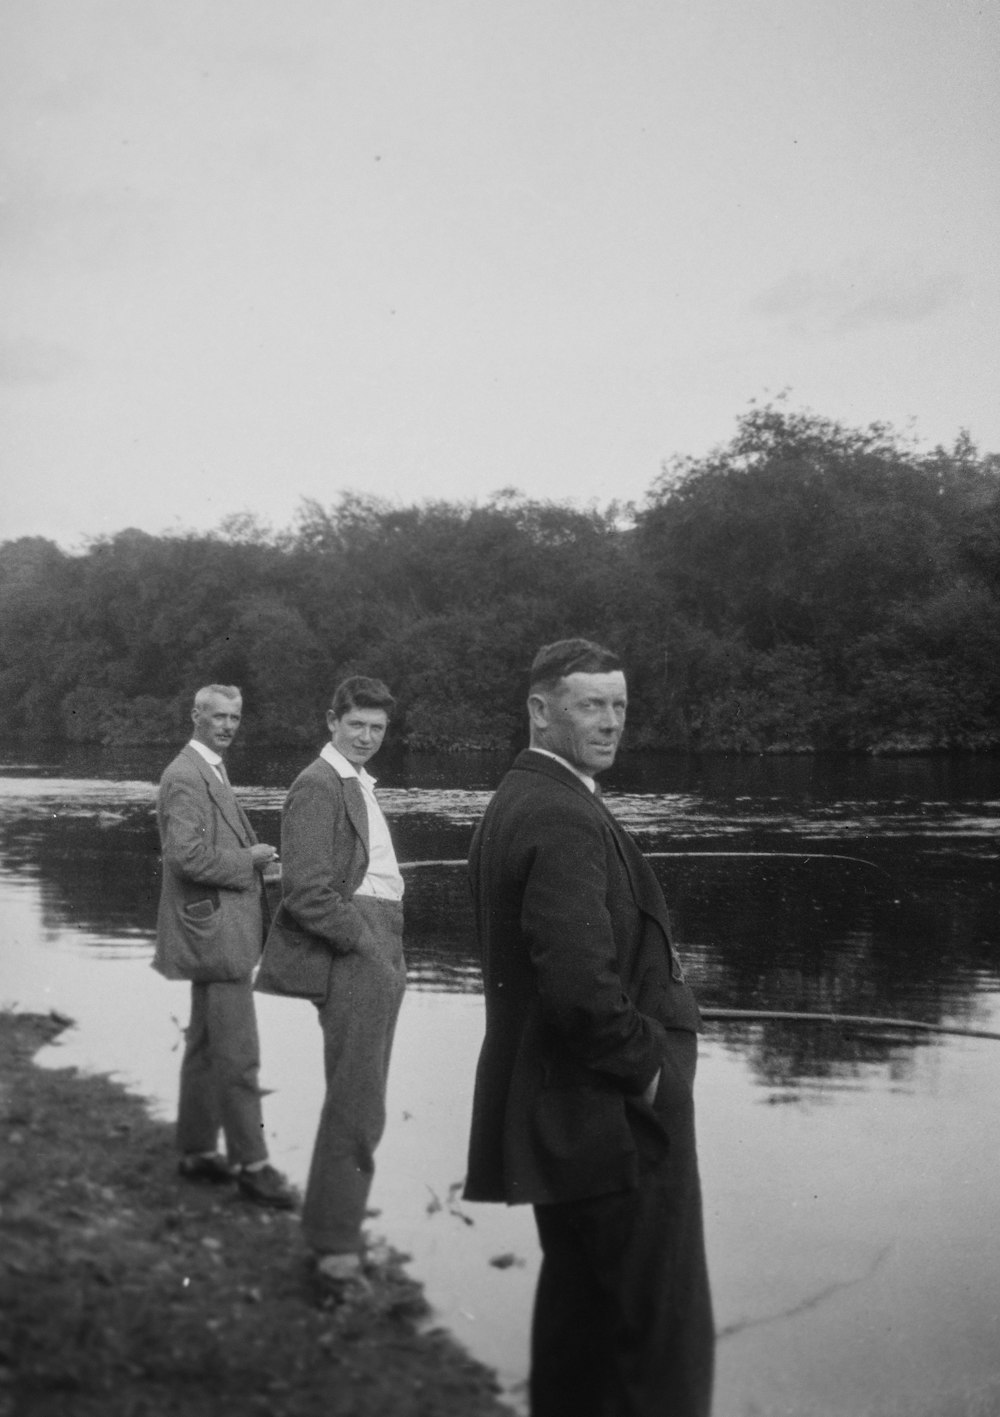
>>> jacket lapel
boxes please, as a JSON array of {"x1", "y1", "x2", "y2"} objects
[
  {"x1": 596, "y1": 797, "x2": 673, "y2": 930},
  {"x1": 341, "y1": 776, "x2": 371, "y2": 857},
  {"x1": 318, "y1": 757, "x2": 370, "y2": 859},
  {"x1": 183, "y1": 746, "x2": 256, "y2": 846},
  {"x1": 519, "y1": 750, "x2": 673, "y2": 934}
]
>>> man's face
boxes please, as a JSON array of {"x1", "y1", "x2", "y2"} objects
[
  {"x1": 327, "y1": 705, "x2": 389, "y2": 769},
  {"x1": 191, "y1": 693, "x2": 242, "y2": 754},
  {"x1": 530, "y1": 670, "x2": 627, "y2": 777}
]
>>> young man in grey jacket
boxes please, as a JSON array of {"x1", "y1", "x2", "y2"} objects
[{"x1": 258, "y1": 676, "x2": 406, "y2": 1304}]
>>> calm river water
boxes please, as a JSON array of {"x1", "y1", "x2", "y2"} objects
[{"x1": 2, "y1": 744, "x2": 999, "y2": 1416}]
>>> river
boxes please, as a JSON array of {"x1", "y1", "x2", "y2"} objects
[{"x1": 1, "y1": 744, "x2": 999, "y2": 1416}]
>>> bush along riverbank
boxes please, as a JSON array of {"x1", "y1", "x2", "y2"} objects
[
  {"x1": 4, "y1": 408, "x2": 998, "y2": 757},
  {"x1": 0, "y1": 1011, "x2": 511, "y2": 1417}
]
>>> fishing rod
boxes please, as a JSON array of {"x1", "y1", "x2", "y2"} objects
[
  {"x1": 644, "y1": 850, "x2": 892, "y2": 875},
  {"x1": 400, "y1": 851, "x2": 891, "y2": 874},
  {"x1": 284, "y1": 851, "x2": 890, "y2": 875},
  {"x1": 700, "y1": 1008, "x2": 1000, "y2": 1043},
  {"x1": 395, "y1": 863, "x2": 997, "y2": 1040},
  {"x1": 399, "y1": 860, "x2": 465, "y2": 870}
]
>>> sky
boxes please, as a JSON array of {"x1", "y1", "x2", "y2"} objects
[{"x1": 3, "y1": 0, "x2": 999, "y2": 549}]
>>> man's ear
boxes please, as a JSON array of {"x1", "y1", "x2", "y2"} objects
[
  {"x1": 325, "y1": 708, "x2": 338, "y2": 732},
  {"x1": 527, "y1": 692, "x2": 550, "y2": 732}
]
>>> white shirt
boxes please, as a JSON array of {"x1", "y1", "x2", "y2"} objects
[
  {"x1": 188, "y1": 738, "x2": 226, "y2": 783},
  {"x1": 320, "y1": 743, "x2": 404, "y2": 901}
]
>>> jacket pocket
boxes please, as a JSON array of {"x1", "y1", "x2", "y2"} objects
[
  {"x1": 255, "y1": 940, "x2": 333, "y2": 1003},
  {"x1": 255, "y1": 908, "x2": 334, "y2": 1003},
  {"x1": 529, "y1": 1080, "x2": 637, "y2": 1201},
  {"x1": 635, "y1": 961, "x2": 702, "y2": 1035},
  {"x1": 182, "y1": 897, "x2": 222, "y2": 936}
]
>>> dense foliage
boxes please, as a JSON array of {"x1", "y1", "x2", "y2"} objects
[{"x1": 2, "y1": 407, "x2": 998, "y2": 753}]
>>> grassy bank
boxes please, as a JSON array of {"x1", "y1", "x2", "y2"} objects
[{"x1": 0, "y1": 1011, "x2": 511, "y2": 1417}]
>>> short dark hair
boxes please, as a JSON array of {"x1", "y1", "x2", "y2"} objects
[
  {"x1": 329, "y1": 675, "x2": 396, "y2": 720},
  {"x1": 529, "y1": 638, "x2": 623, "y2": 692}
]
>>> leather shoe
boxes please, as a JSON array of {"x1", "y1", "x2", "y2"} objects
[
  {"x1": 178, "y1": 1153, "x2": 235, "y2": 1184},
  {"x1": 237, "y1": 1163, "x2": 297, "y2": 1210},
  {"x1": 312, "y1": 1255, "x2": 375, "y2": 1310}
]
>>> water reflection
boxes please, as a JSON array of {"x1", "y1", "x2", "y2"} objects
[
  {"x1": 2, "y1": 747, "x2": 999, "y2": 1416},
  {"x1": 3, "y1": 754, "x2": 1000, "y2": 1106},
  {"x1": 2, "y1": 751, "x2": 997, "y2": 1089}
]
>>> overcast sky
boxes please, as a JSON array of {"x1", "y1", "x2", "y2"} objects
[{"x1": 3, "y1": 0, "x2": 998, "y2": 548}]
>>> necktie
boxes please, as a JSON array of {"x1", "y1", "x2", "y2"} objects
[{"x1": 216, "y1": 760, "x2": 255, "y2": 841}]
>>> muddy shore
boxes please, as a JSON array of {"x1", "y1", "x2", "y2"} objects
[{"x1": 0, "y1": 1010, "x2": 512, "y2": 1416}]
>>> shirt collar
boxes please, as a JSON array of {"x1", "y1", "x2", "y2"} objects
[
  {"x1": 529, "y1": 747, "x2": 596, "y2": 793},
  {"x1": 188, "y1": 739, "x2": 223, "y2": 768},
  {"x1": 321, "y1": 741, "x2": 376, "y2": 789}
]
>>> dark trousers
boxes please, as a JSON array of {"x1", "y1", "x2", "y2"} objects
[
  {"x1": 302, "y1": 896, "x2": 406, "y2": 1255},
  {"x1": 530, "y1": 1051, "x2": 714, "y2": 1417},
  {"x1": 176, "y1": 978, "x2": 267, "y2": 1167}
]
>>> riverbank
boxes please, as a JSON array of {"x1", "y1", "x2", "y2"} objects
[{"x1": 0, "y1": 1010, "x2": 511, "y2": 1417}]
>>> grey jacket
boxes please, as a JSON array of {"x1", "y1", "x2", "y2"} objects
[
  {"x1": 153, "y1": 745, "x2": 262, "y2": 983},
  {"x1": 256, "y1": 755, "x2": 373, "y2": 1001}
]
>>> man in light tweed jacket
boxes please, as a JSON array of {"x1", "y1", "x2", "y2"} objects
[{"x1": 154, "y1": 682, "x2": 293, "y2": 1210}]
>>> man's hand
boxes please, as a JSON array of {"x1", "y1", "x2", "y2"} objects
[{"x1": 250, "y1": 844, "x2": 279, "y2": 871}]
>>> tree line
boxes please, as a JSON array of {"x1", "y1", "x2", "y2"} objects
[{"x1": 2, "y1": 405, "x2": 998, "y2": 754}]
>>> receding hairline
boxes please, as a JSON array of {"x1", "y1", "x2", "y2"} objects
[
  {"x1": 529, "y1": 671, "x2": 629, "y2": 712},
  {"x1": 528, "y1": 638, "x2": 624, "y2": 695}
]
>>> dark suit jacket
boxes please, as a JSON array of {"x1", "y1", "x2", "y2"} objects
[
  {"x1": 256, "y1": 756, "x2": 372, "y2": 1000},
  {"x1": 464, "y1": 749, "x2": 701, "y2": 1206},
  {"x1": 153, "y1": 745, "x2": 263, "y2": 983}
]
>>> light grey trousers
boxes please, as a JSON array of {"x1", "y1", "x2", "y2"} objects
[
  {"x1": 176, "y1": 977, "x2": 268, "y2": 1167},
  {"x1": 302, "y1": 896, "x2": 406, "y2": 1255}
]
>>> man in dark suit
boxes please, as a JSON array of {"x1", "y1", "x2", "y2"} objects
[
  {"x1": 465, "y1": 639, "x2": 714, "y2": 1417},
  {"x1": 154, "y1": 683, "x2": 294, "y2": 1209},
  {"x1": 257, "y1": 676, "x2": 406, "y2": 1305}
]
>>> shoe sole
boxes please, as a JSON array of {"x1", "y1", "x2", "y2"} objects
[{"x1": 178, "y1": 1166, "x2": 236, "y2": 1184}]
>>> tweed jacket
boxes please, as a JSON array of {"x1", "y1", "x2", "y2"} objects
[
  {"x1": 256, "y1": 756, "x2": 372, "y2": 1001},
  {"x1": 464, "y1": 749, "x2": 701, "y2": 1206},
  {"x1": 153, "y1": 745, "x2": 263, "y2": 983}
]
